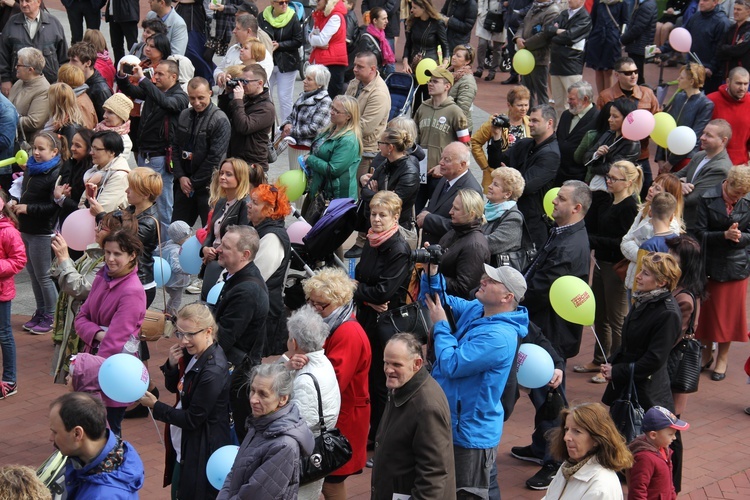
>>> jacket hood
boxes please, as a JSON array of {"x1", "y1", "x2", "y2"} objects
[
  {"x1": 628, "y1": 434, "x2": 661, "y2": 455},
  {"x1": 70, "y1": 353, "x2": 105, "y2": 395},
  {"x1": 718, "y1": 84, "x2": 746, "y2": 103},
  {"x1": 0, "y1": 217, "x2": 16, "y2": 230},
  {"x1": 252, "y1": 402, "x2": 315, "y2": 455},
  {"x1": 408, "y1": 143, "x2": 426, "y2": 162},
  {"x1": 68, "y1": 431, "x2": 144, "y2": 494},
  {"x1": 73, "y1": 84, "x2": 89, "y2": 96},
  {"x1": 490, "y1": 305, "x2": 530, "y2": 339},
  {"x1": 322, "y1": 0, "x2": 346, "y2": 18}
]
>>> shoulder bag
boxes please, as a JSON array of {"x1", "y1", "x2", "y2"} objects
[
  {"x1": 667, "y1": 290, "x2": 702, "y2": 393},
  {"x1": 488, "y1": 209, "x2": 538, "y2": 273},
  {"x1": 375, "y1": 289, "x2": 432, "y2": 346},
  {"x1": 483, "y1": 10, "x2": 504, "y2": 33},
  {"x1": 299, "y1": 372, "x2": 353, "y2": 484},
  {"x1": 301, "y1": 166, "x2": 332, "y2": 226},
  {"x1": 139, "y1": 216, "x2": 174, "y2": 341},
  {"x1": 608, "y1": 363, "x2": 644, "y2": 443}
]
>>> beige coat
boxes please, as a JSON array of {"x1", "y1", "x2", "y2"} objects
[
  {"x1": 10, "y1": 76, "x2": 50, "y2": 136},
  {"x1": 345, "y1": 74, "x2": 391, "y2": 155},
  {"x1": 77, "y1": 94, "x2": 98, "y2": 130},
  {"x1": 77, "y1": 156, "x2": 131, "y2": 212}
]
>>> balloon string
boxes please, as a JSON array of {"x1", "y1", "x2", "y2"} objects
[
  {"x1": 589, "y1": 325, "x2": 608, "y2": 365},
  {"x1": 148, "y1": 408, "x2": 166, "y2": 449}
]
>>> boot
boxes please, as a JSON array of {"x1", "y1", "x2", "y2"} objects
[
  {"x1": 485, "y1": 71, "x2": 496, "y2": 81},
  {"x1": 474, "y1": 68, "x2": 484, "y2": 78}
]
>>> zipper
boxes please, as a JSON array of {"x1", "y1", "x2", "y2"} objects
[{"x1": 456, "y1": 399, "x2": 462, "y2": 434}]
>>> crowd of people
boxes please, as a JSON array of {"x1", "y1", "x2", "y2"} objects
[{"x1": 0, "y1": 0, "x2": 749, "y2": 499}]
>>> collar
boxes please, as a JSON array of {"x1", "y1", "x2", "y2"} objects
[
  {"x1": 392, "y1": 366, "x2": 430, "y2": 407},
  {"x1": 576, "y1": 103, "x2": 593, "y2": 118},
  {"x1": 553, "y1": 218, "x2": 584, "y2": 235},
  {"x1": 446, "y1": 169, "x2": 469, "y2": 188},
  {"x1": 25, "y1": 12, "x2": 41, "y2": 23},
  {"x1": 160, "y1": 8, "x2": 174, "y2": 22},
  {"x1": 568, "y1": 6, "x2": 583, "y2": 16}
]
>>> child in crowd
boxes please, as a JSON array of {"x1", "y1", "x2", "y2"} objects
[
  {"x1": 160, "y1": 221, "x2": 193, "y2": 316},
  {"x1": 628, "y1": 406, "x2": 689, "y2": 500},
  {"x1": 640, "y1": 192, "x2": 679, "y2": 253}
]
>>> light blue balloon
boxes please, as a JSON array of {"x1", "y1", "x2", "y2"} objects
[
  {"x1": 516, "y1": 343, "x2": 555, "y2": 389},
  {"x1": 206, "y1": 445, "x2": 240, "y2": 490},
  {"x1": 207, "y1": 282, "x2": 224, "y2": 305},
  {"x1": 179, "y1": 235, "x2": 203, "y2": 275},
  {"x1": 153, "y1": 256, "x2": 172, "y2": 287},
  {"x1": 98, "y1": 354, "x2": 150, "y2": 403}
]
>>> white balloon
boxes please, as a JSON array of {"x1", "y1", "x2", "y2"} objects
[{"x1": 667, "y1": 126, "x2": 697, "y2": 156}]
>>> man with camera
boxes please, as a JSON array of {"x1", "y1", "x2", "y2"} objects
[
  {"x1": 172, "y1": 77, "x2": 231, "y2": 227},
  {"x1": 214, "y1": 14, "x2": 274, "y2": 88}
]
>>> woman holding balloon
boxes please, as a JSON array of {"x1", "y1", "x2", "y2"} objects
[
  {"x1": 55, "y1": 129, "x2": 94, "y2": 228},
  {"x1": 402, "y1": 0, "x2": 449, "y2": 108}
]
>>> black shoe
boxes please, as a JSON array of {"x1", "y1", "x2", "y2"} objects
[
  {"x1": 344, "y1": 246, "x2": 363, "y2": 259},
  {"x1": 473, "y1": 69, "x2": 484, "y2": 78},
  {"x1": 501, "y1": 76, "x2": 520, "y2": 85},
  {"x1": 526, "y1": 463, "x2": 558, "y2": 490},
  {"x1": 711, "y1": 371, "x2": 726, "y2": 381},
  {"x1": 485, "y1": 71, "x2": 496, "y2": 81},
  {"x1": 510, "y1": 445, "x2": 544, "y2": 465}
]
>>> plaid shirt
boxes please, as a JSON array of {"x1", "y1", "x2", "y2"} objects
[{"x1": 212, "y1": 0, "x2": 245, "y2": 42}]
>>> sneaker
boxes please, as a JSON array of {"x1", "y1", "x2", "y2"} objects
[
  {"x1": 526, "y1": 463, "x2": 558, "y2": 490},
  {"x1": 186, "y1": 278, "x2": 203, "y2": 295},
  {"x1": 366, "y1": 458, "x2": 374, "y2": 468},
  {"x1": 22, "y1": 311, "x2": 42, "y2": 331},
  {"x1": 344, "y1": 245, "x2": 363, "y2": 259},
  {"x1": 510, "y1": 445, "x2": 544, "y2": 465},
  {"x1": 0, "y1": 381, "x2": 17, "y2": 399},
  {"x1": 29, "y1": 314, "x2": 53, "y2": 334}
]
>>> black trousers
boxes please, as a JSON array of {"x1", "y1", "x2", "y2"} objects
[
  {"x1": 327, "y1": 65, "x2": 347, "y2": 99},
  {"x1": 522, "y1": 64, "x2": 549, "y2": 107},
  {"x1": 109, "y1": 20, "x2": 139, "y2": 66},
  {"x1": 66, "y1": 0, "x2": 102, "y2": 43},
  {"x1": 629, "y1": 53, "x2": 646, "y2": 86},
  {"x1": 172, "y1": 184, "x2": 210, "y2": 227}
]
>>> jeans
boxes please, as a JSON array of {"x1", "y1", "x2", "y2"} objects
[
  {"x1": 109, "y1": 20, "x2": 139, "y2": 67},
  {"x1": 530, "y1": 359, "x2": 568, "y2": 464},
  {"x1": 21, "y1": 233, "x2": 57, "y2": 315},
  {"x1": 66, "y1": 0, "x2": 102, "y2": 43},
  {"x1": 270, "y1": 67, "x2": 297, "y2": 124},
  {"x1": 488, "y1": 460, "x2": 501, "y2": 500},
  {"x1": 0, "y1": 301, "x2": 15, "y2": 382},
  {"x1": 137, "y1": 154, "x2": 173, "y2": 230},
  {"x1": 385, "y1": 38, "x2": 396, "y2": 76}
]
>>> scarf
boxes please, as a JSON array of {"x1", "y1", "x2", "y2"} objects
[
  {"x1": 26, "y1": 155, "x2": 60, "y2": 176},
  {"x1": 263, "y1": 5, "x2": 296, "y2": 28},
  {"x1": 531, "y1": 0, "x2": 555, "y2": 15},
  {"x1": 94, "y1": 120, "x2": 131, "y2": 136},
  {"x1": 632, "y1": 287, "x2": 668, "y2": 307},
  {"x1": 560, "y1": 454, "x2": 593, "y2": 480},
  {"x1": 367, "y1": 223, "x2": 399, "y2": 247},
  {"x1": 323, "y1": 300, "x2": 355, "y2": 334},
  {"x1": 452, "y1": 64, "x2": 473, "y2": 82},
  {"x1": 366, "y1": 24, "x2": 396, "y2": 65},
  {"x1": 485, "y1": 200, "x2": 517, "y2": 222},
  {"x1": 721, "y1": 180, "x2": 740, "y2": 215}
]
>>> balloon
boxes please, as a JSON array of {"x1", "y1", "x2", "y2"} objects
[
  {"x1": 516, "y1": 343, "x2": 555, "y2": 389},
  {"x1": 650, "y1": 112, "x2": 677, "y2": 148},
  {"x1": 512, "y1": 49, "x2": 535, "y2": 76},
  {"x1": 415, "y1": 58, "x2": 438, "y2": 85},
  {"x1": 667, "y1": 126, "x2": 697, "y2": 156},
  {"x1": 153, "y1": 256, "x2": 172, "y2": 287},
  {"x1": 207, "y1": 282, "x2": 224, "y2": 305},
  {"x1": 543, "y1": 187, "x2": 560, "y2": 218},
  {"x1": 0, "y1": 150, "x2": 28, "y2": 168},
  {"x1": 287, "y1": 220, "x2": 312, "y2": 245},
  {"x1": 61, "y1": 209, "x2": 97, "y2": 251},
  {"x1": 98, "y1": 353, "x2": 150, "y2": 403},
  {"x1": 549, "y1": 276, "x2": 596, "y2": 326},
  {"x1": 278, "y1": 169, "x2": 307, "y2": 202},
  {"x1": 206, "y1": 445, "x2": 240, "y2": 490},
  {"x1": 669, "y1": 27, "x2": 692, "y2": 53},
  {"x1": 179, "y1": 235, "x2": 203, "y2": 275},
  {"x1": 621, "y1": 109, "x2": 656, "y2": 141}
]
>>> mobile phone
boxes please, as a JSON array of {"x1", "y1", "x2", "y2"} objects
[
  {"x1": 85, "y1": 183, "x2": 97, "y2": 199},
  {"x1": 122, "y1": 63, "x2": 134, "y2": 75}
]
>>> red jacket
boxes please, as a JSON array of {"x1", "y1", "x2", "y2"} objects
[
  {"x1": 627, "y1": 434, "x2": 677, "y2": 500},
  {"x1": 708, "y1": 84, "x2": 750, "y2": 165},
  {"x1": 0, "y1": 216, "x2": 26, "y2": 302},
  {"x1": 310, "y1": 0, "x2": 348, "y2": 66}
]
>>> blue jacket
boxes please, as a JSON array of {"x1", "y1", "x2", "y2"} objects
[
  {"x1": 65, "y1": 430, "x2": 144, "y2": 499},
  {"x1": 420, "y1": 273, "x2": 529, "y2": 449},
  {"x1": 0, "y1": 92, "x2": 17, "y2": 174}
]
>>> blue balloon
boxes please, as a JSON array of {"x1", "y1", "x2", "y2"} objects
[
  {"x1": 207, "y1": 282, "x2": 224, "y2": 305},
  {"x1": 179, "y1": 235, "x2": 203, "y2": 275},
  {"x1": 98, "y1": 354, "x2": 150, "y2": 403},
  {"x1": 516, "y1": 343, "x2": 555, "y2": 389},
  {"x1": 153, "y1": 256, "x2": 172, "y2": 287},
  {"x1": 206, "y1": 445, "x2": 240, "y2": 490}
]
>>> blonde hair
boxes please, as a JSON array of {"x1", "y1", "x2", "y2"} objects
[
  {"x1": 240, "y1": 38, "x2": 266, "y2": 63},
  {"x1": 176, "y1": 303, "x2": 218, "y2": 341},
  {"x1": 219, "y1": 158, "x2": 253, "y2": 201},
  {"x1": 0, "y1": 465, "x2": 51, "y2": 500},
  {"x1": 727, "y1": 165, "x2": 750, "y2": 192},
  {"x1": 680, "y1": 63, "x2": 706, "y2": 89},
  {"x1": 303, "y1": 267, "x2": 357, "y2": 308},
  {"x1": 57, "y1": 63, "x2": 85, "y2": 87},
  {"x1": 370, "y1": 190, "x2": 402, "y2": 218},
  {"x1": 456, "y1": 189, "x2": 485, "y2": 221},
  {"x1": 48, "y1": 83, "x2": 85, "y2": 130},
  {"x1": 323, "y1": 95, "x2": 363, "y2": 155},
  {"x1": 610, "y1": 160, "x2": 643, "y2": 198},
  {"x1": 380, "y1": 127, "x2": 413, "y2": 152},
  {"x1": 387, "y1": 116, "x2": 418, "y2": 147},
  {"x1": 208, "y1": 169, "x2": 222, "y2": 208},
  {"x1": 224, "y1": 64, "x2": 245, "y2": 78},
  {"x1": 641, "y1": 252, "x2": 682, "y2": 291},
  {"x1": 491, "y1": 166, "x2": 525, "y2": 201},
  {"x1": 128, "y1": 167, "x2": 164, "y2": 202}
]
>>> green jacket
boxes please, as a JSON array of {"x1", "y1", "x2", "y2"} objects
[{"x1": 307, "y1": 130, "x2": 361, "y2": 199}]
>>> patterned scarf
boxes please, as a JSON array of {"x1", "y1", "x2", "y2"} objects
[
  {"x1": 531, "y1": 0, "x2": 555, "y2": 15},
  {"x1": 560, "y1": 454, "x2": 593, "y2": 480},
  {"x1": 88, "y1": 435, "x2": 125, "y2": 475},
  {"x1": 323, "y1": 300, "x2": 355, "y2": 334},
  {"x1": 632, "y1": 287, "x2": 668, "y2": 307},
  {"x1": 94, "y1": 120, "x2": 131, "y2": 136}
]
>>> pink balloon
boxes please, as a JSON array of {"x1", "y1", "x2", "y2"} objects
[
  {"x1": 669, "y1": 27, "x2": 692, "y2": 53},
  {"x1": 621, "y1": 109, "x2": 656, "y2": 141},
  {"x1": 287, "y1": 220, "x2": 312, "y2": 245},
  {"x1": 61, "y1": 209, "x2": 97, "y2": 251}
]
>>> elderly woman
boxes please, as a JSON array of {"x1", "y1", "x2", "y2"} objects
[
  {"x1": 309, "y1": 0, "x2": 349, "y2": 99},
  {"x1": 280, "y1": 65, "x2": 332, "y2": 168},
  {"x1": 302, "y1": 267, "x2": 371, "y2": 499},
  {"x1": 694, "y1": 166, "x2": 750, "y2": 381},
  {"x1": 449, "y1": 44, "x2": 478, "y2": 132},
  {"x1": 79, "y1": 131, "x2": 131, "y2": 213},
  {"x1": 543, "y1": 403, "x2": 634, "y2": 499},
  {"x1": 247, "y1": 184, "x2": 292, "y2": 356},
  {"x1": 218, "y1": 364, "x2": 314, "y2": 499},
  {"x1": 94, "y1": 93, "x2": 134, "y2": 160},
  {"x1": 471, "y1": 85, "x2": 531, "y2": 191},
  {"x1": 439, "y1": 189, "x2": 491, "y2": 299},
  {"x1": 481, "y1": 167, "x2": 526, "y2": 269},
  {"x1": 9, "y1": 47, "x2": 50, "y2": 138},
  {"x1": 139, "y1": 303, "x2": 232, "y2": 500},
  {"x1": 57, "y1": 64, "x2": 97, "y2": 129},
  {"x1": 283, "y1": 306, "x2": 341, "y2": 500}
]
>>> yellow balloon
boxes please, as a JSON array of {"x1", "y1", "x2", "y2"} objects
[
  {"x1": 415, "y1": 58, "x2": 438, "y2": 85},
  {"x1": 513, "y1": 49, "x2": 535, "y2": 76},
  {"x1": 543, "y1": 187, "x2": 560, "y2": 218},
  {"x1": 278, "y1": 169, "x2": 307, "y2": 202},
  {"x1": 651, "y1": 112, "x2": 677, "y2": 148},
  {"x1": 549, "y1": 276, "x2": 596, "y2": 326}
]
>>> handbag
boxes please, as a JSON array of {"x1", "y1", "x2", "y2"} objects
[
  {"x1": 488, "y1": 210, "x2": 538, "y2": 273},
  {"x1": 299, "y1": 372, "x2": 353, "y2": 484},
  {"x1": 139, "y1": 216, "x2": 171, "y2": 341},
  {"x1": 267, "y1": 124, "x2": 278, "y2": 164},
  {"x1": 14, "y1": 122, "x2": 31, "y2": 157},
  {"x1": 375, "y1": 291, "x2": 432, "y2": 345},
  {"x1": 668, "y1": 290, "x2": 702, "y2": 393},
  {"x1": 483, "y1": 11, "x2": 504, "y2": 33},
  {"x1": 609, "y1": 363, "x2": 645, "y2": 443},
  {"x1": 613, "y1": 258, "x2": 629, "y2": 282},
  {"x1": 301, "y1": 167, "x2": 332, "y2": 226}
]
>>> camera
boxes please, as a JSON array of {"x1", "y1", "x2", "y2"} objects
[
  {"x1": 411, "y1": 245, "x2": 445, "y2": 265},
  {"x1": 226, "y1": 78, "x2": 248, "y2": 90},
  {"x1": 122, "y1": 63, "x2": 134, "y2": 75},
  {"x1": 492, "y1": 114, "x2": 510, "y2": 128},
  {"x1": 181, "y1": 151, "x2": 193, "y2": 161}
]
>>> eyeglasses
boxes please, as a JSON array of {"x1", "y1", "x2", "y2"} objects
[
  {"x1": 618, "y1": 70, "x2": 638, "y2": 76},
  {"x1": 330, "y1": 108, "x2": 348, "y2": 115},
  {"x1": 274, "y1": 0, "x2": 289, "y2": 4},
  {"x1": 605, "y1": 174, "x2": 627, "y2": 183},
  {"x1": 241, "y1": 78, "x2": 260, "y2": 84},
  {"x1": 90, "y1": 145, "x2": 107, "y2": 152},
  {"x1": 646, "y1": 252, "x2": 665, "y2": 263},
  {"x1": 307, "y1": 298, "x2": 330, "y2": 311},
  {"x1": 174, "y1": 327, "x2": 207, "y2": 340}
]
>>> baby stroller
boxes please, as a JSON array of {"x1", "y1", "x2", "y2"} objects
[{"x1": 385, "y1": 72, "x2": 417, "y2": 121}]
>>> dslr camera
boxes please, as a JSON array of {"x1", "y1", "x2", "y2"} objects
[
  {"x1": 226, "y1": 78, "x2": 248, "y2": 90},
  {"x1": 411, "y1": 245, "x2": 445, "y2": 266},
  {"x1": 492, "y1": 114, "x2": 511, "y2": 128}
]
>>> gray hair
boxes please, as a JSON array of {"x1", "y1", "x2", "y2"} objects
[
  {"x1": 447, "y1": 141, "x2": 471, "y2": 163},
  {"x1": 17, "y1": 47, "x2": 45, "y2": 74},
  {"x1": 225, "y1": 225, "x2": 260, "y2": 260},
  {"x1": 562, "y1": 180, "x2": 593, "y2": 214},
  {"x1": 287, "y1": 305, "x2": 329, "y2": 352},
  {"x1": 530, "y1": 104, "x2": 558, "y2": 129},
  {"x1": 305, "y1": 64, "x2": 331, "y2": 88},
  {"x1": 250, "y1": 364, "x2": 295, "y2": 399},
  {"x1": 387, "y1": 333, "x2": 423, "y2": 359},
  {"x1": 567, "y1": 80, "x2": 594, "y2": 103},
  {"x1": 236, "y1": 13, "x2": 258, "y2": 33}
]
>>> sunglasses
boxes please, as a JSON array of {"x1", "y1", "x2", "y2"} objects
[{"x1": 619, "y1": 70, "x2": 638, "y2": 76}]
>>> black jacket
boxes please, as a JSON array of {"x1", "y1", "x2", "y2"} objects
[
  {"x1": 104, "y1": 0, "x2": 139, "y2": 23},
  {"x1": 602, "y1": 290, "x2": 681, "y2": 412},
  {"x1": 202, "y1": 196, "x2": 250, "y2": 252},
  {"x1": 221, "y1": 88, "x2": 275, "y2": 171},
  {"x1": 154, "y1": 343, "x2": 232, "y2": 500},
  {"x1": 695, "y1": 183, "x2": 750, "y2": 283},
  {"x1": 0, "y1": 10, "x2": 68, "y2": 84},
  {"x1": 258, "y1": 13, "x2": 303, "y2": 74},
  {"x1": 438, "y1": 220, "x2": 490, "y2": 299},
  {"x1": 172, "y1": 103, "x2": 231, "y2": 191},
  {"x1": 621, "y1": 0, "x2": 657, "y2": 57},
  {"x1": 583, "y1": 130, "x2": 641, "y2": 179},
  {"x1": 522, "y1": 219, "x2": 590, "y2": 359},
  {"x1": 18, "y1": 161, "x2": 61, "y2": 234},
  {"x1": 546, "y1": 7, "x2": 592, "y2": 76},
  {"x1": 133, "y1": 204, "x2": 159, "y2": 286},
  {"x1": 501, "y1": 135, "x2": 561, "y2": 249},
  {"x1": 57, "y1": 158, "x2": 91, "y2": 226},
  {"x1": 420, "y1": 171, "x2": 483, "y2": 245},
  {"x1": 718, "y1": 21, "x2": 750, "y2": 80},
  {"x1": 361, "y1": 153, "x2": 421, "y2": 228},
  {"x1": 85, "y1": 70, "x2": 113, "y2": 122},
  {"x1": 556, "y1": 105, "x2": 599, "y2": 184},
  {"x1": 441, "y1": 0, "x2": 478, "y2": 52},
  {"x1": 254, "y1": 218, "x2": 290, "y2": 356},
  {"x1": 587, "y1": 195, "x2": 639, "y2": 263},
  {"x1": 403, "y1": 17, "x2": 449, "y2": 63},
  {"x1": 362, "y1": 0, "x2": 401, "y2": 39}
]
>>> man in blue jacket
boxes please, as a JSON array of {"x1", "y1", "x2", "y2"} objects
[
  {"x1": 423, "y1": 263, "x2": 529, "y2": 499},
  {"x1": 50, "y1": 392, "x2": 144, "y2": 499}
]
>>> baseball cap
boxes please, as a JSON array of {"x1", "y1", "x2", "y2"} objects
[
  {"x1": 425, "y1": 67, "x2": 454, "y2": 86},
  {"x1": 641, "y1": 406, "x2": 690, "y2": 432},
  {"x1": 483, "y1": 264, "x2": 527, "y2": 301}
]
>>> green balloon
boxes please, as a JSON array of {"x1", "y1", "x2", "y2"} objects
[{"x1": 278, "y1": 169, "x2": 307, "y2": 202}]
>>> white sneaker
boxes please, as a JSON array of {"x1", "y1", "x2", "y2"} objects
[{"x1": 186, "y1": 278, "x2": 203, "y2": 295}]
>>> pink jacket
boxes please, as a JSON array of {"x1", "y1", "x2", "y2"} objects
[
  {"x1": 75, "y1": 266, "x2": 146, "y2": 359},
  {"x1": 0, "y1": 217, "x2": 27, "y2": 302}
]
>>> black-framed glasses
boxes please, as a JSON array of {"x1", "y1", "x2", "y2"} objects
[
  {"x1": 274, "y1": 0, "x2": 289, "y2": 4},
  {"x1": 174, "y1": 327, "x2": 207, "y2": 339},
  {"x1": 605, "y1": 174, "x2": 626, "y2": 183},
  {"x1": 618, "y1": 70, "x2": 638, "y2": 76},
  {"x1": 90, "y1": 145, "x2": 107, "y2": 152},
  {"x1": 307, "y1": 298, "x2": 330, "y2": 311}
]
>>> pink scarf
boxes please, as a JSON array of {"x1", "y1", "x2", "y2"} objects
[
  {"x1": 94, "y1": 120, "x2": 131, "y2": 136},
  {"x1": 366, "y1": 224, "x2": 398, "y2": 248},
  {"x1": 366, "y1": 24, "x2": 396, "y2": 65}
]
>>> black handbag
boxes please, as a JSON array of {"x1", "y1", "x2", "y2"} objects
[
  {"x1": 299, "y1": 373, "x2": 353, "y2": 485},
  {"x1": 488, "y1": 210, "x2": 538, "y2": 273},
  {"x1": 668, "y1": 290, "x2": 702, "y2": 393},
  {"x1": 609, "y1": 363, "x2": 644, "y2": 443},
  {"x1": 301, "y1": 165, "x2": 332, "y2": 226},
  {"x1": 375, "y1": 299, "x2": 433, "y2": 346},
  {"x1": 483, "y1": 11, "x2": 504, "y2": 33}
]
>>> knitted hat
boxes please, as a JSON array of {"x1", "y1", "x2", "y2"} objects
[
  {"x1": 102, "y1": 93, "x2": 133, "y2": 123},
  {"x1": 167, "y1": 220, "x2": 191, "y2": 244}
]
